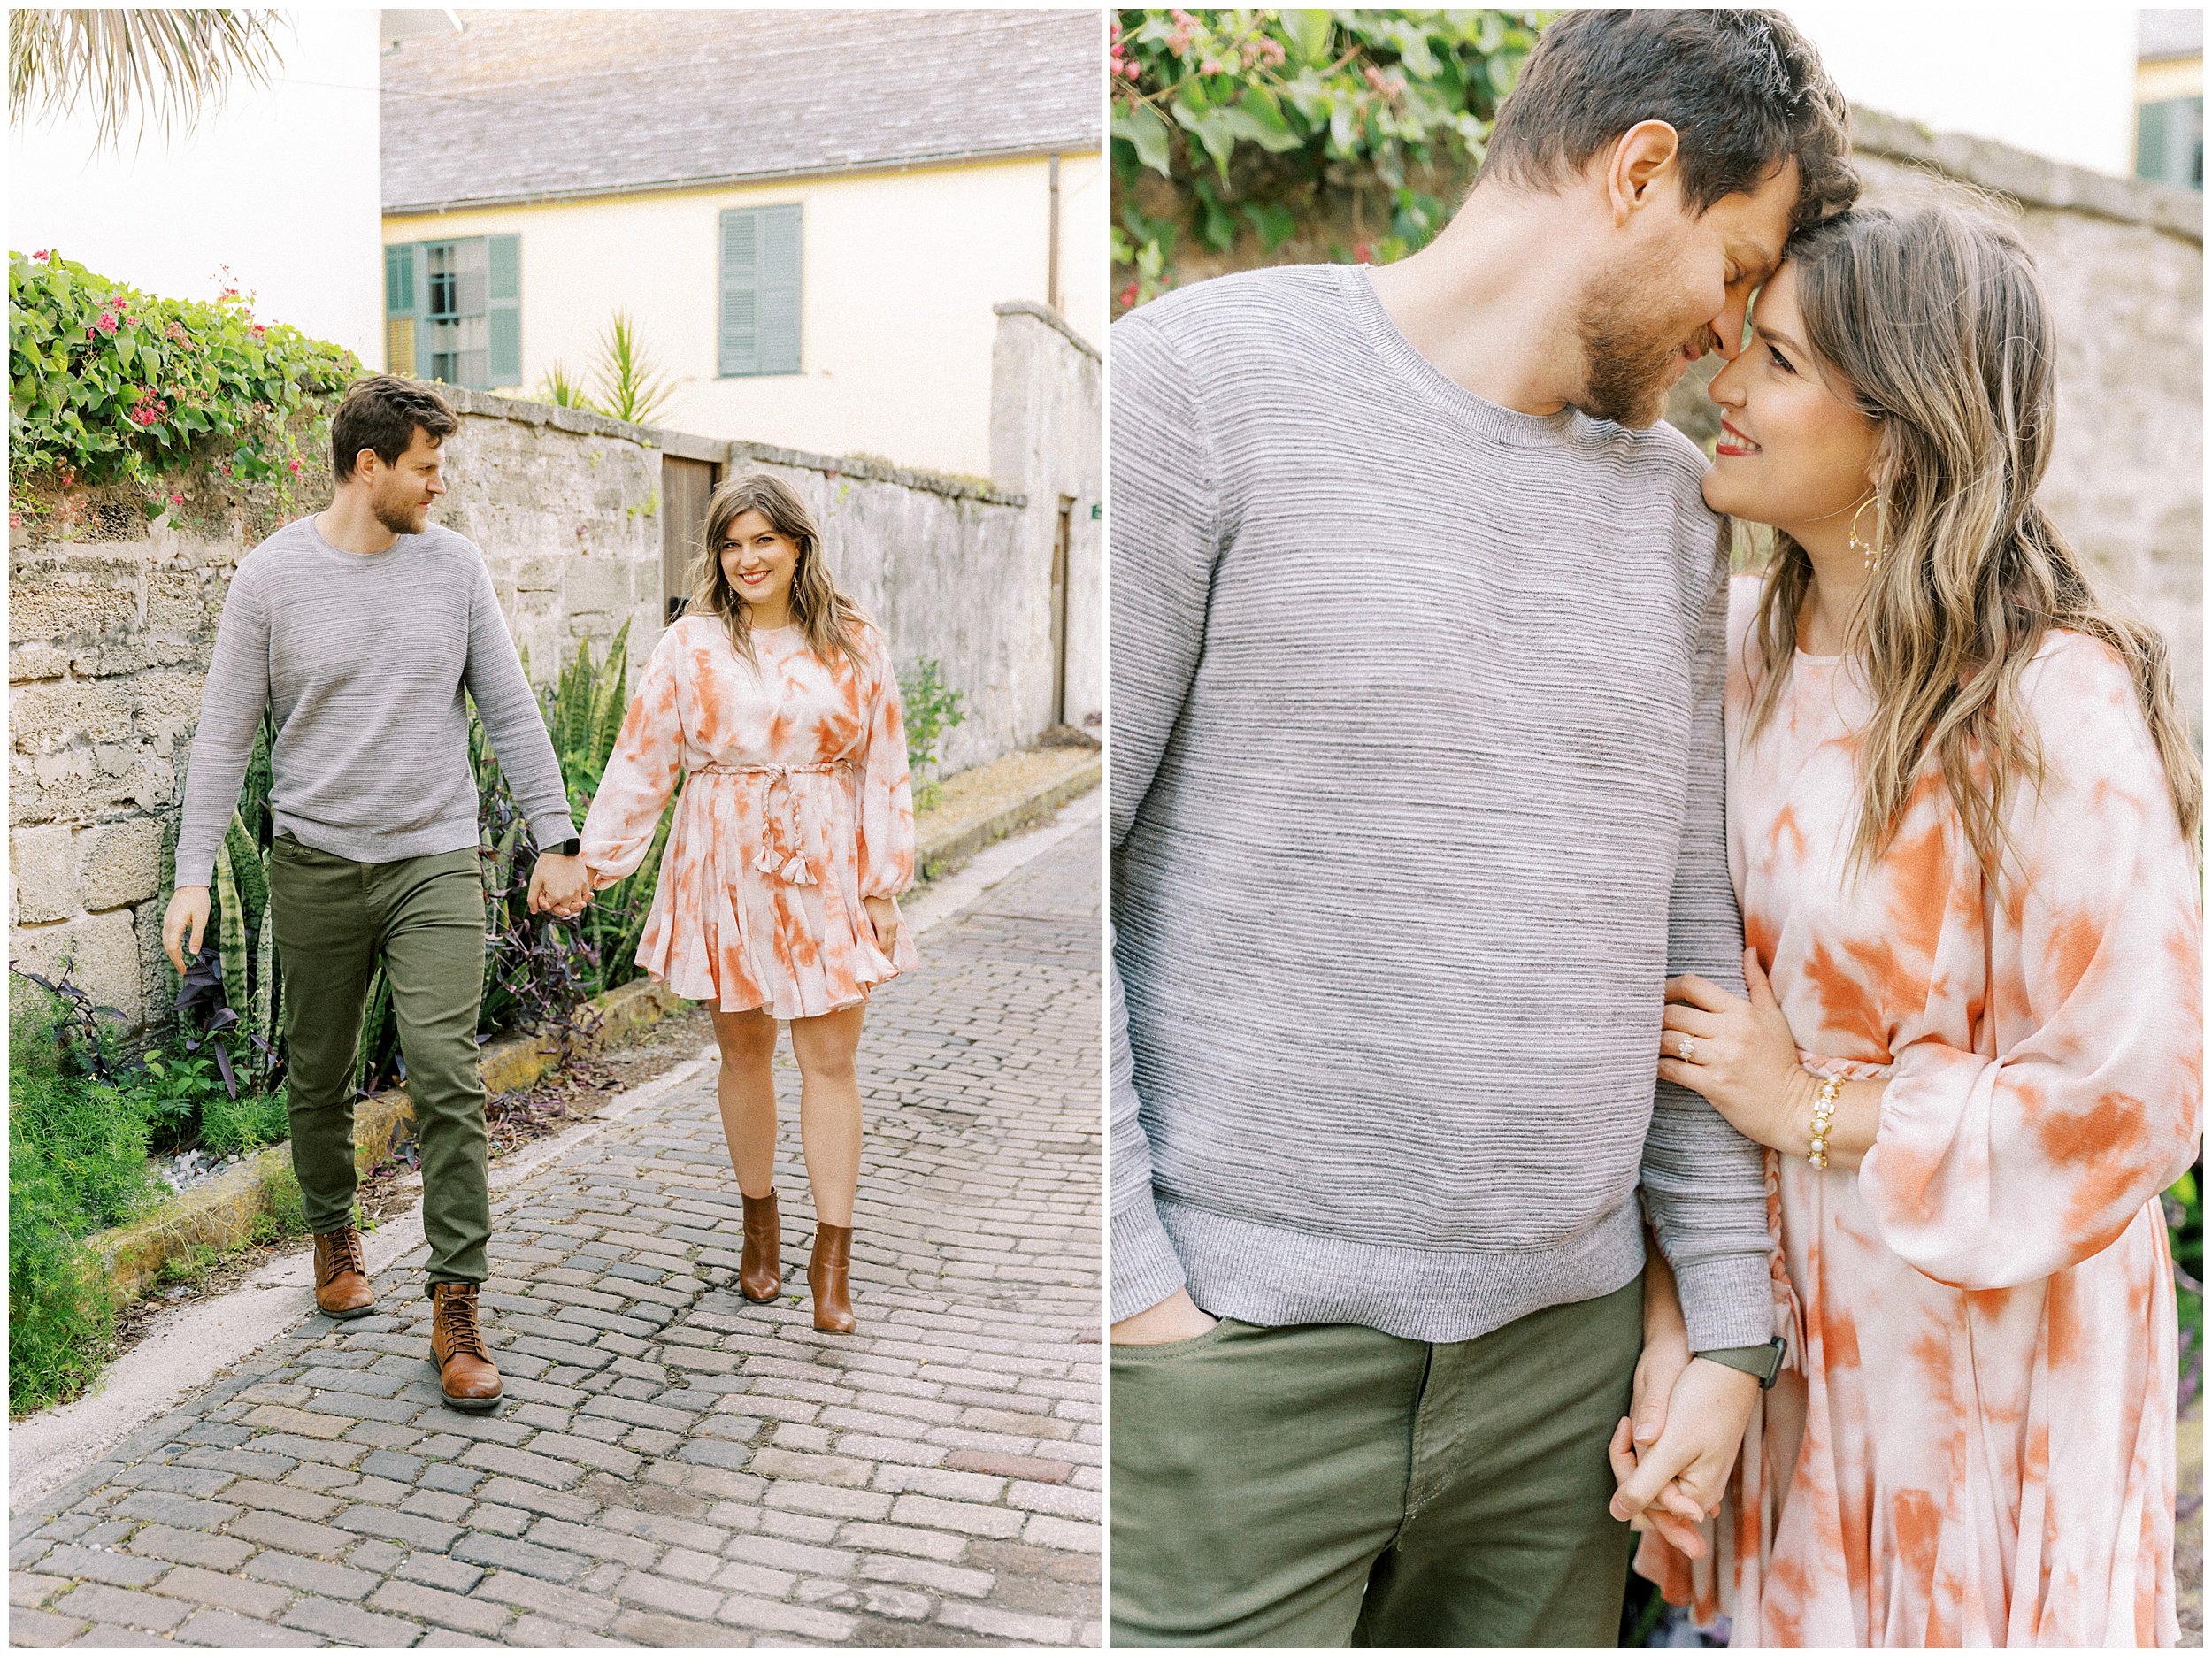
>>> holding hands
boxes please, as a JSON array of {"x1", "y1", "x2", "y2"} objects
[
  {"x1": 1607, "y1": 1248, "x2": 1759, "y2": 1558},
  {"x1": 527, "y1": 851, "x2": 591, "y2": 920}
]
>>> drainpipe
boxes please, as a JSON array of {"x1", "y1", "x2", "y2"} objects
[{"x1": 1048, "y1": 153, "x2": 1062, "y2": 314}]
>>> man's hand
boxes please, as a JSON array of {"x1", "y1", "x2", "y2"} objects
[
  {"x1": 527, "y1": 853, "x2": 589, "y2": 918},
  {"x1": 163, "y1": 886, "x2": 211, "y2": 975},
  {"x1": 1609, "y1": 1356, "x2": 1758, "y2": 1558},
  {"x1": 863, "y1": 894, "x2": 902, "y2": 956},
  {"x1": 1110, "y1": 1287, "x2": 1217, "y2": 1346}
]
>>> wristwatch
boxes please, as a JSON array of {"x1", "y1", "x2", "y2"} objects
[
  {"x1": 1694, "y1": 1335, "x2": 1786, "y2": 1389},
  {"x1": 552, "y1": 838, "x2": 580, "y2": 857}
]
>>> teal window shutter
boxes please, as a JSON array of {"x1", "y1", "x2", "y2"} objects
[
  {"x1": 719, "y1": 208, "x2": 760, "y2": 375},
  {"x1": 487, "y1": 234, "x2": 522, "y2": 387},
  {"x1": 758, "y1": 205, "x2": 802, "y2": 374},
  {"x1": 720, "y1": 204, "x2": 802, "y2": 376},
  {"x1": 383, "y1": 244, "x2": 418, "y2": 376}
]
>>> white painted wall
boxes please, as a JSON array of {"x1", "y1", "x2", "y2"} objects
[
  {"x1": 1780, "y1": 6, "x2": 2140, "y2": 177},
  {"x1": 384, "y1": 150, "x2": 1107, "y2": 480},
  {"x1": 7, "y1": 8, "x2": 382, "y2": 364}
]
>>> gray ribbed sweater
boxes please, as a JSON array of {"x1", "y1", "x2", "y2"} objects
[
  {"x1": 1110, "y1": 264, "x2": 1774, "y2": 1352},
  {"x1": 174, "y1": 518, "x2": 575, "y2": 888}
]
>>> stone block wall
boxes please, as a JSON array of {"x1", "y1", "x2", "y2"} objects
[{"x1": 9, "y1": 303, "x2": 1102, "y2": 1033}]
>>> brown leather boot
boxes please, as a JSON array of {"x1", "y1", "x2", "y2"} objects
[
  {"x1": 429, "y1": 1282, "x2": 503, "y2": 1410},
  {"x1": 740, "y1": 1189, "x2": 782, "y2": 1302},
  {"x1": 808, "y1": 1223, "x2": 856, "y2": 1334},
  {"x1": 311, "y1": 1226, "x2": 375, "y2": 1319}
]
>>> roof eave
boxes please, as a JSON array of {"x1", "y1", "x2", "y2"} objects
[{"x1": 382, "y1": 137, "x2": 1102, "y2": 219}]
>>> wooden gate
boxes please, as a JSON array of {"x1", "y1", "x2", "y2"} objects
[{"x1": 661, "y1": 456, "x2": 719, "y2": 623}]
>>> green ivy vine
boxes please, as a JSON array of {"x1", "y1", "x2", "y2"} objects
[{"x1": 1111, "y1": 9, "x2": 1549, "y2": 312}]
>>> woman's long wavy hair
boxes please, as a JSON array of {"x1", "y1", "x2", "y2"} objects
[
  {"x1": 1743, "y1": 200, "x2": 2200, "y2": 887},
  {"x1": 690, "y1": 472, "x2": 872, "y2": 674}
]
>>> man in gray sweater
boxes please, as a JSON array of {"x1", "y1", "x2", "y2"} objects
[
  {"x1": 1110, "y1": 11, "x2": 1855, "y2": 1644},
  {"x1": 163, "y1": 376, "x2": 588, "y2": 1410}
]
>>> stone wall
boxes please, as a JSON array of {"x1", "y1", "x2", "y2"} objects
[{"x1": 8, "y1": 308, "x2": 1101, "y2": 1032}]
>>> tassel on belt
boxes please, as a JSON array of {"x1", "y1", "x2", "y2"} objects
[{"x1": 691, "y1": 760, "x2": 850, "y2": 886}]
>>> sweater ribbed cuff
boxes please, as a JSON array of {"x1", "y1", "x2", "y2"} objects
[
  {"x1": 528, "y1": 809, "x2": 580, "y2": 854},
  {"x1": 1671, "y1": 1250, "x2": 1779, "y2": 1353},
  {"x1": 1110, "y1": 1194, "x2": 1188, "y2": 1324}
]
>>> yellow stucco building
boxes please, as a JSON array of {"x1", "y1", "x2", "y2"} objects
[{"x1": 380, "y1": 9, "x2": 1103, "y2": 479}]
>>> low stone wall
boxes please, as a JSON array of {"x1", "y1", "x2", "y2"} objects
[{"x1": 9, "y1": 310, "x2": 1102, "y2": 1032}]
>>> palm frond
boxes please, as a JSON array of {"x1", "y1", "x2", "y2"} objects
[{"x1": 12, "y1": 9, "x2": 284, "y2": 152}]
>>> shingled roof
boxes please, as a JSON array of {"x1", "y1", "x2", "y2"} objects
[{"x1": 380, "y1": 8, "x2": 1102, "y2": 215}]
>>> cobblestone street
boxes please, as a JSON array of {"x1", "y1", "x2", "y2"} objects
[{"x1": 9, "y1": 814, "x2": 1102, "y2": 1649}]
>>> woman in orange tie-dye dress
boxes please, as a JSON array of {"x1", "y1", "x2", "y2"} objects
[
  {"x1": 579, "y1": 474, "x2": 918, "y2": 1336},
  {"x1": 1619, "y1": 204, "x2": 2201, "y2": 1645}
]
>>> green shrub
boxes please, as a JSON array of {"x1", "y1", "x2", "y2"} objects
[
  {"x1": 8, "y1": 248, "x2": 358, "y2": 489},
  {"x1": 197, "y1": 1087, "x2": 290, "y2": 1157},
  {"x1": 901, "y1": 657, "x2": 967, "y2": 812},
  {"x1": 1110, "y1": 10, "x2": 1547, "y2": 309},
  {"x1": 7, "y1": 978, "x2": 162, "y2": 1415}
]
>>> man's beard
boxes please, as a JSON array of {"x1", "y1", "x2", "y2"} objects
[
  {"x1": 373, "y1": 493, "x2": 430, "y2": 535},
  {"x1": 1571, "y1": 246, "x2": 1701, "y2": 429}
]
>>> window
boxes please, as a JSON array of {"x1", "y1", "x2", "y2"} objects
[
  {"x1": 2137, "y1": 96, "x2": 2204, "y2": 190},
  {"x1": 719, "y1": 205, "x2": 803, "y2": 377},
  {"x1": 383, "y1": 234, "x2": 523, "y2": 387}
]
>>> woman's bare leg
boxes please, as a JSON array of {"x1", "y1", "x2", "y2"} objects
[
  {"x1": 709, "y1": 1006, "x2": 780, "y2": 1198},
  {"x1": 787, "y1": 1003, "x2": 866, "y2": 1226}
]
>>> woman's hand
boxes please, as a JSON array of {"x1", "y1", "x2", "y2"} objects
[
  {"x1": 1657, "y1": 947, "x2": 1816, "y2": 1152},
  {"x1": 863, "y1": 895, "x2": 902, "y2": 955}
]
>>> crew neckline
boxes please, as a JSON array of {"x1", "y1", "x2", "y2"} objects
[
  {"x1": 1340, "y1": 264, "x2": 1585, "y2": 450},
  {"x1": 303, "y1": 514, "x2": 412, "y2": 560}
]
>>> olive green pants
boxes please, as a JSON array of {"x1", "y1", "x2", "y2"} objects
[
  {"x1": 268, "y1": 837, "x2": 490, "y2": 1285},
  {"x1": 1110, "y1": 1276, "x2": 1644, "y2": 1647}
]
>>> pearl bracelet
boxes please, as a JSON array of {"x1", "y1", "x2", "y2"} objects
[{"x1": 1806, "y1": 1074, "x2": 1841, "y2": 1169}]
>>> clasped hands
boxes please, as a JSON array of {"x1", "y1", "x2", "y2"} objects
[{"x1": 527, "y1": 853, "x2": 590, "y2": 919}]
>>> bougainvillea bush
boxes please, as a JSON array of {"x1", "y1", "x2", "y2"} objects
[{"x1": 7, "y1": 248, "x2": 358, "y2": 498}]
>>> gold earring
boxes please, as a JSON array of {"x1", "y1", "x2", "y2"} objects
[{"x1": 1847, "y1": 497, "x2": 1886, "y2": 575}]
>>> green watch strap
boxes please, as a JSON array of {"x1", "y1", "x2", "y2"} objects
[{"x1": 1693, "y1": 1337, "x2": 1786, "y2": 1389}]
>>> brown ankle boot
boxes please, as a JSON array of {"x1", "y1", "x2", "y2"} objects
[
  {"x1": 429, "y1": 1282, "x2": 503, "y2": 1410},
  {"x1": 311, "y1": 1226, "x2": 375, "y2": 1318},
  {"x1": 808, "y1": 1223, "x2": 856, "y2": 1334},
  {"x1": 740, "y1": 1189, "x2": 782, "y2": 1302}
]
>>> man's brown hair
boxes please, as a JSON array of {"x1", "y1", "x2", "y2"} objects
[
  {"x1": 1479, "y1": 10, "x2": 1857, "y2": 232},
  {"x1": 330, "y1": 375, "x2": 459, "y2": 481}
]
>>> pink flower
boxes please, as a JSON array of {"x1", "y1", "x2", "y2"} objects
[
  {"x1": 31, "y1": 250, "x2": 49, "y2": 263},
  {"x1": 286, "y1": 458, "x2": 301, "y2": 473},
  {"x1": 8, "y1": 512, "x2": 20, "y2": 528},
  {"x1": 1354, "y1": 241, "x2": 1374, "y2": 264},
  {"x1": 248, "y1": 324, "x2": 267, "y2": 340},
  {"x1": 1118, "y1": 281, "x2": 1140, "y2": 308},
  {"x1": 168, "y1": 491, "x2": 185, "y2": 506},
  {"x1": 96, "y1": 312, "x2": 119, "y2": 335}
]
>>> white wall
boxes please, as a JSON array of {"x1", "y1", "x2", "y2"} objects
[
  {"x1": 385, "y1": 151, "x2": 1105, "y2": 480},
  {"x1": 7, "y1": 8, "x2": 382, "y2": 363},
  {"x1": 1781, "y1": 6, "x2": 2140, "y2": 177}
]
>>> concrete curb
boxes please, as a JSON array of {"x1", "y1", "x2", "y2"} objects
[
  {"x1": 79, "y1": 756, "x2": 1100, "y2": 1307},
  {"x1": 918, "y1": 755, "x2": 1101, "y2": 878}
]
